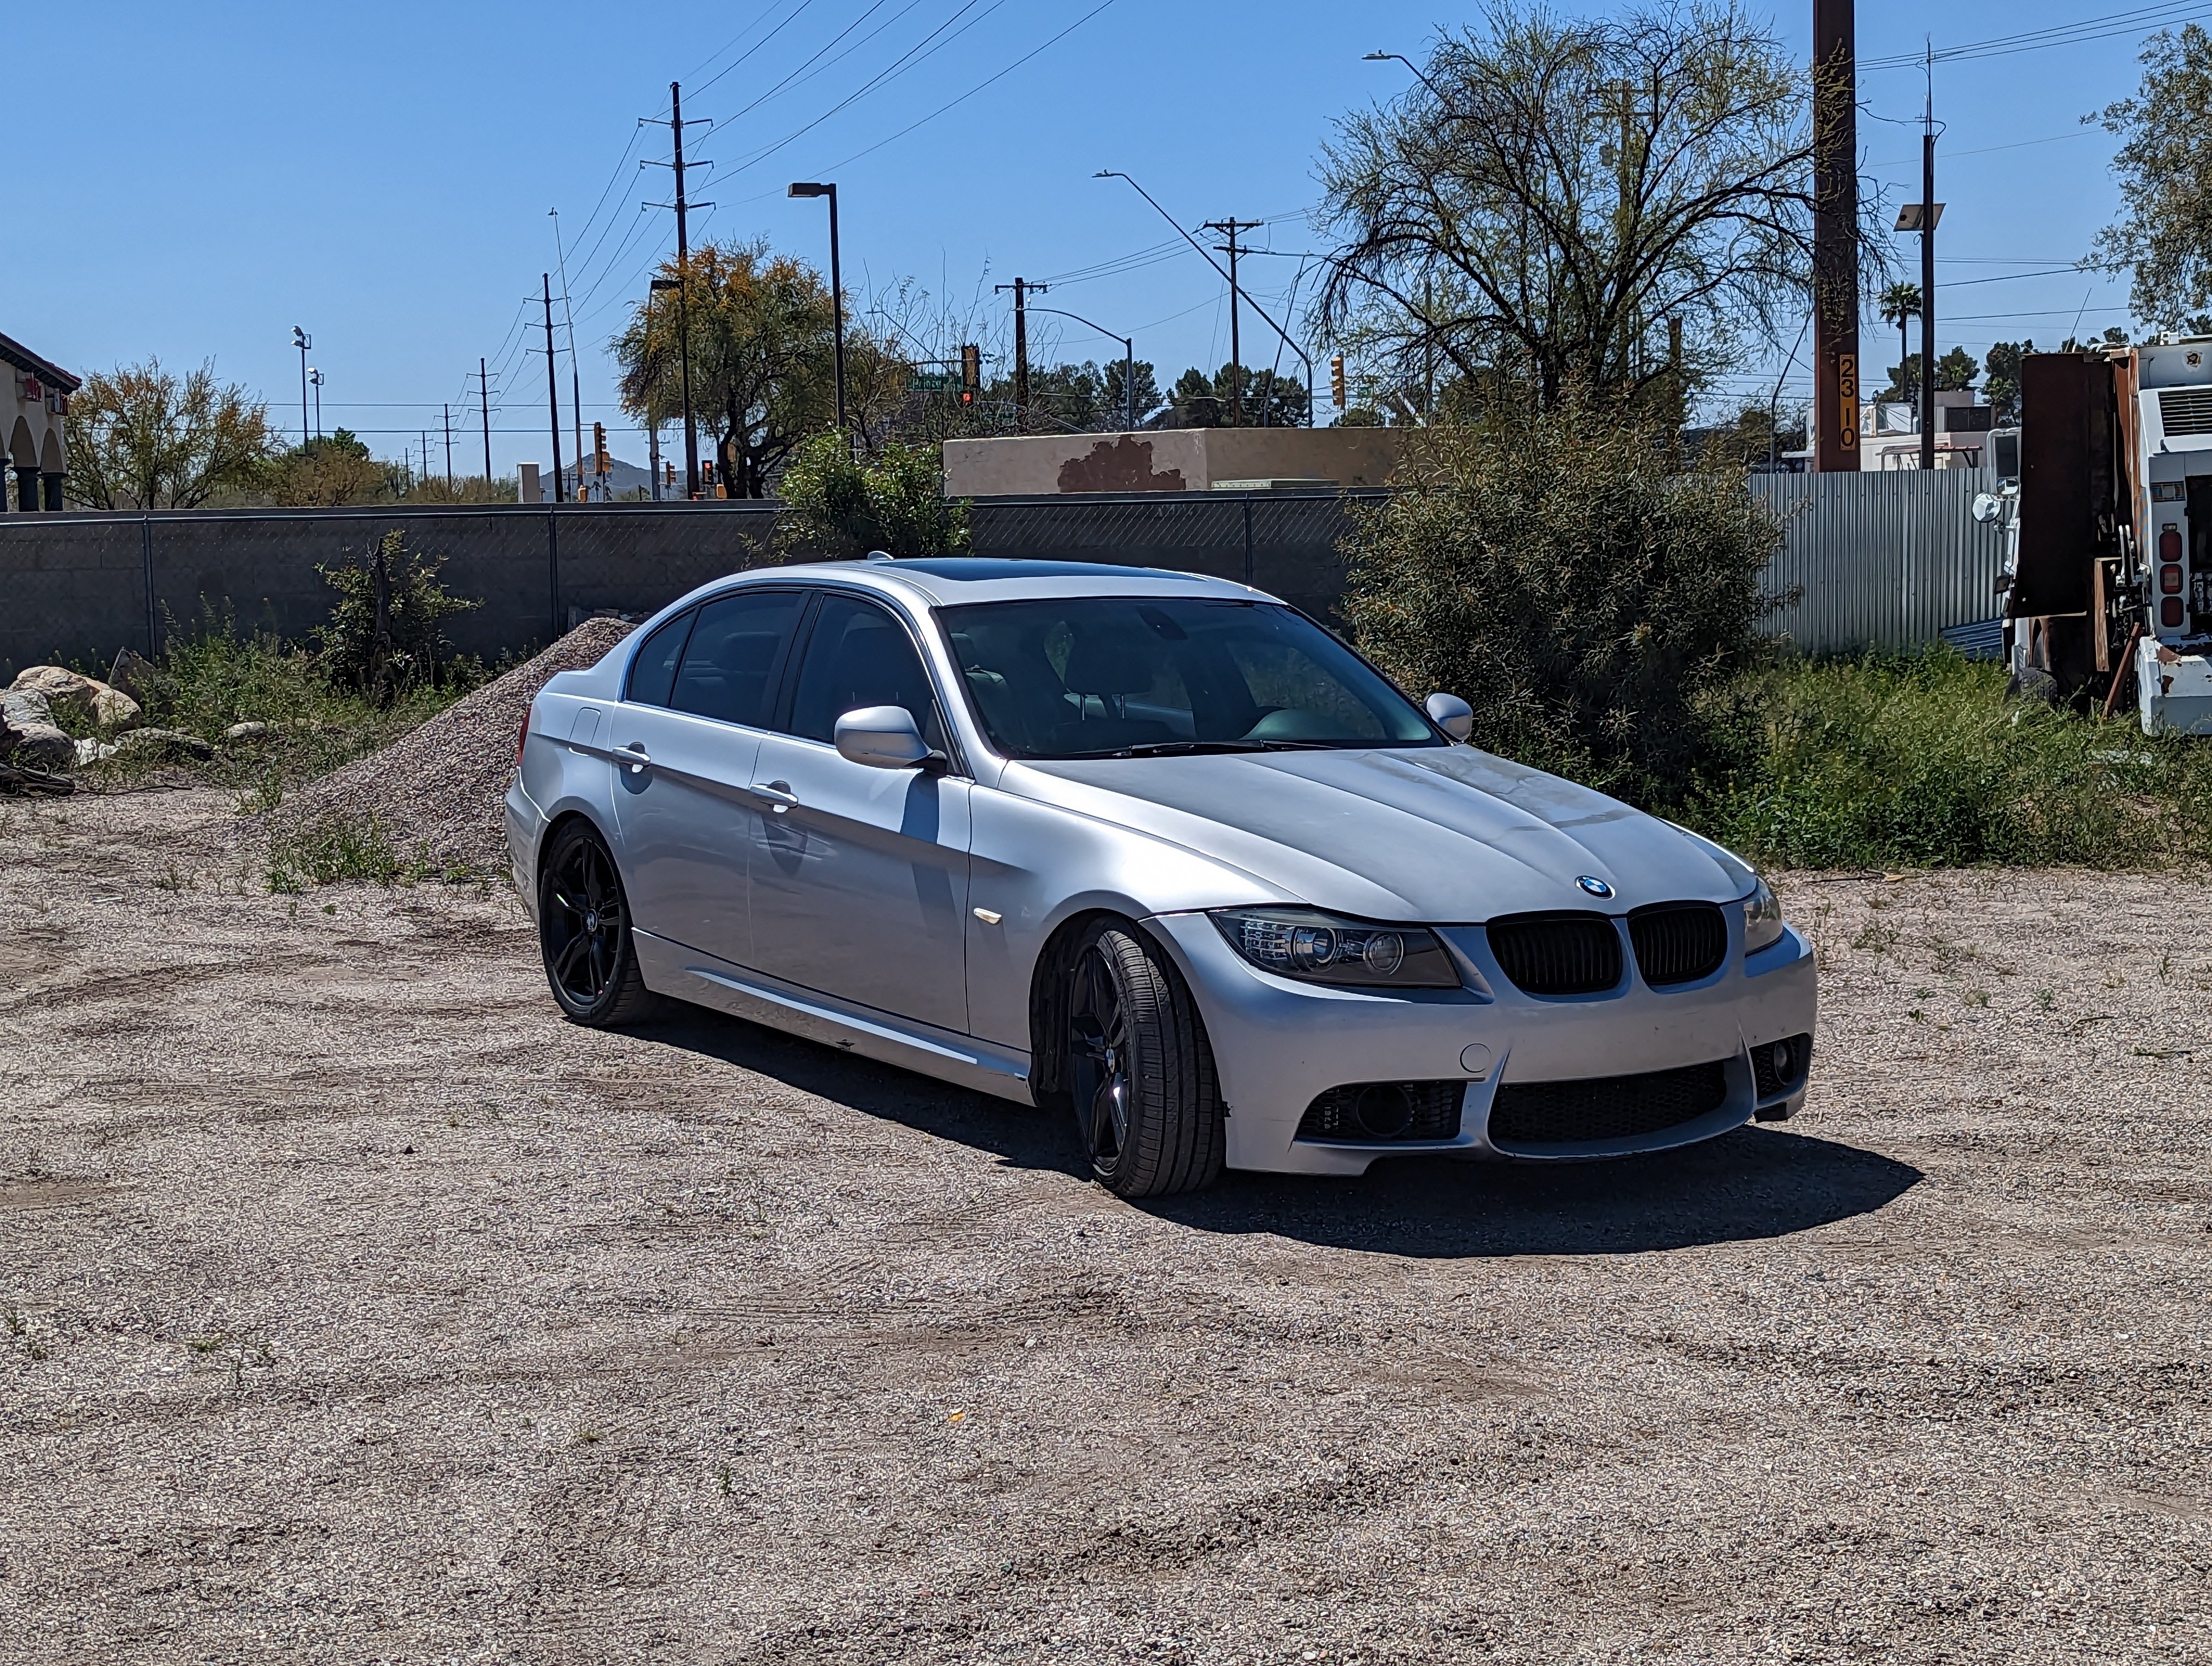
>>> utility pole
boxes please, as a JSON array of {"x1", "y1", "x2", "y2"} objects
[
  {"x1": 443, "y1": 403, "x2": 454, "y2": 490},
  {"x1": 1919, "y1": 62, "x2": 1939, "y2": 473},
  {"x1": 1204, "y1": 219, "x2": 1262, "y2": 425},
  {"x1": 994, "y1": 278, "x2": 1046, "y2": 425},
  {"x1": 649, "y1": 422, "x2": 662, "y2": 502},
  {"x1": 1810, "y1": 0, "x2": 1861, "y2": 471},
  {"x1": 551, "y1": 208, "x2": 584, "y2": 502},
  {"x1": 475, "y1": 357, "x2": 492, "y2": 482},
  {"x1": 543, "y1": 274, "x2": 565, "y2": 504},
  {"x1": 671, "y1": 84, "x2": 699, "y2": 497}
]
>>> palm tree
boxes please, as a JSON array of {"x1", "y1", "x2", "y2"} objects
[{"x1": 1880, "y1": 282, "x2": 1923, "y2": 405}]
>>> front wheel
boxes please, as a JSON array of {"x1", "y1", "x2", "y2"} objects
[
  {"x1": 1065, "y1": 921, "x2": 1225, "y2": 1198},
  {"x1": 538, "y1": 821, "x2": 658, "y2": 1027}
]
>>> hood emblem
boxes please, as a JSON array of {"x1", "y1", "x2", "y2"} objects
[{"x1": 1577, "y1": 875, "x2": 1614, "y2": 898}]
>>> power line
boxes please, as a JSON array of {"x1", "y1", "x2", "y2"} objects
[{"x1": 1861, "y1": 1, "x2": 2212, "y2": 69}]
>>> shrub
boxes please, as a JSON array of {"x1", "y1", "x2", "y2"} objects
[
  {"x1": 776, "y1": 431, "x2": 970, "y2": 559},
  {"x1": 1693, "y1": 649, "x2": 2212, "y2": 867},
  {"x1": 1341, "y1": 397, "x2": 1779, "y2": 799},
  {"x1": 313, "y1": 529, "x2": 479, "y2": 704}
]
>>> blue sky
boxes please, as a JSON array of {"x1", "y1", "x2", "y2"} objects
[{"x1": 4, "y1": 1, "x2": 2165, "y2": 472}]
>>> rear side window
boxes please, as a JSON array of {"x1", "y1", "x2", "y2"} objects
[
  {"x1": 670, "y1": 588, "x2": 807, "y2": 728},
  {"x1": 625, "y1": 607, "x2": 695, "y2": 707},
  {"x1": 788, "y1": 594, "x2": 947, "y2": 749}
]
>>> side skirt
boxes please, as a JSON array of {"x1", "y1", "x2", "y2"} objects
[{"x1": 631, "y1": 929, "x2": 1035, "y2": 1107}]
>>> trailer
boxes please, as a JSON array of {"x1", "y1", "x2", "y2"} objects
[{"x1": 2004, "y1": 339, "x2": 2212, "y2": 734}]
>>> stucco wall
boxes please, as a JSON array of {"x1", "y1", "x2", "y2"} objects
[{"x1": 944, "y1": 428, "x2": 1407, "y2": 497}]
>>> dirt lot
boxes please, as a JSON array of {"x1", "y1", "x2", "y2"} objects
[{"x1": 1, "y1": 789, "x2": 2207, "y2": 1665}]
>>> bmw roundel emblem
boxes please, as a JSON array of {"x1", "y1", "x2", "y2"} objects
[{"x1": 1577, "y1": 875, "x2": 1614, "y2": 898}]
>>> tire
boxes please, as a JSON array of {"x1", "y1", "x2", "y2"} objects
[
  {"x1": 1064, "y1": 920, "x2": 1225, "y2": 1198},
  {"x1": 537, "y1": 821, "x2": 658, "y2": 1027},
  {"x1": 2007, "y1": 666, "x2": 2060, "y2": 706}
]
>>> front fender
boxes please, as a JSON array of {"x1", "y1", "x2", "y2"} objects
[{"x1": 963, "y1": 785, "x2": 1291, "y2": 1053}]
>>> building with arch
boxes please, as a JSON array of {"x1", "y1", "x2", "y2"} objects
[{"x1": 1, "y1": 331, "x2": 79, "y2": 510}]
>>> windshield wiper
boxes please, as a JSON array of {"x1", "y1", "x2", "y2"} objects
[{"x1": 1071, "y1": 738, "x2": 1342, "y2": 758}]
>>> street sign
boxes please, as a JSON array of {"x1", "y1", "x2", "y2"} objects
[{"x1": 909, "y1": 371, "x2": 963, "y2": 393}]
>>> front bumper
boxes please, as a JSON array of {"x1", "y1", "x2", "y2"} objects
[{"x1": 1146, "y1": 909, "x2": 1818, "y2": 1176}]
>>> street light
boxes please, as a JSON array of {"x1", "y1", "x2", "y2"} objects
[
  {"x1": 291, "y1": 326, "x2": 311, "y2": 447},
  {"x1": 1094, "y1": 171, "x2": 1314, "y2": 425},
  {"x1": 788, "y1": 182, "x2": 846, "y2": 446},
  {"x1": 649, "y1": 275, "x2": 696, "y2": 498},
  {"x1": 1027, "y1": 307, "x2": 1139, "y2": 430},
  {"x1": 307, "y1": 368, "x2": 324, "y2": 441}
]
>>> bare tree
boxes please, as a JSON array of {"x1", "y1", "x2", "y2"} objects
[{"x1": 1315, "y1": 2, "x2": 1879, "y2": 413}]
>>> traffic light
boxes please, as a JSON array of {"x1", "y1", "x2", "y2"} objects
[
  {"x1": 960, "y1": 343, "x2": 980, "y2": 405},
  {"x1": 1330, "y1": 355, "x2": 1347, "y2": 411},
  {"x1": 593, "y1": 421, "x2": 608, "y2": 473}
]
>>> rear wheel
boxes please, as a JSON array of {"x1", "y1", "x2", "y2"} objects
[
  {"x1": 538, "y1": 821, "x2": 657, "y2": 1026},
  {"x1": 1065, "y1": 921, "x2": 1225, "y2": 1198}
]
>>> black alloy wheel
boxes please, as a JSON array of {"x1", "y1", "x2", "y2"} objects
[
  {"x1": 1063, "y1": 920, "x2": 1225, "y2": 1198},
  {"x1": 538, "y1": 822, "x2": 656, "y2": 1026}
]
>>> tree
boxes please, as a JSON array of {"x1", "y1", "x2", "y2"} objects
[
  {"x1": 1101, "y1": 358, "x2": 1163, "y2": 427},
  {"x1": 1315, "y1": 1, "x2": 1876, "y2": 412},
  {"x1": 1935, "y1": 345, "x2": 1980, "y2": 393},
  {"x1": 63, "y1": 359, "x2": 274, "y2": 509},
  {"x1": 266, "y1": 428, "x2": 388, "y2": 507},
  {"x1": 1165, "y1": 364, "x2": 1310, "y2": 428},
  {"x1": 615, "y1": 240, "x2": 858, "y2": 498},
  {"x1": 1879, "y1": 281, "x2": 1921, "y2": 399},
  {"x1": 1340, "y1": 392, "x2": 1778, "y2": 797},
  {"x1": 776, "y1": 431, "x2": 969, "y2": 559},
  {"x1": 1983, "y1": 340, "x2": 2035, "y2": 424},
  {"x1": 2087, "y1": 24, "x2": 2212, "y2": 327},
  {"x1": 312, "y1": 529, "x2": 478, "y2": 705},
  {"x1": 1877, "y1": 357, "x2": 1919, "y2": 405}
]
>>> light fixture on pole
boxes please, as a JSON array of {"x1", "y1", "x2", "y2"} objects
[
  {"x1": 1027, "y1": 306, "x2": 1139, "y2": 430},
  {"x1": 306, "y1": 368, "x2": 324, "y2": 440},
  {"x1": 788, "y1": 182, "x2": 846, "y2": 446},
  {"x1": 291, "y1": 326, "x2": 311, "y2": 446},
  {"x1": 648, "y1": 276, "x2": 689, "y2": 496}
]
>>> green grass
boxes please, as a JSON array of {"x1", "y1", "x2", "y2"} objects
[{"x1": 1687, "y1": 648, "x2": 2212, "y2": 869}]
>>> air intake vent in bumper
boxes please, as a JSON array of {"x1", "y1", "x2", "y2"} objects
[
  {"x1": 1488, "y1": 1060, "x2": 1728, "y2": 1148},
  {"x1": 1298, "y1": 1080, "x2": 1464, "y2": 1143},
  {"x1": 1752, "y1": 1032, "x2": 1813, "y2": 1099},
  {"x1": 1485, "y1": 911, "x2": 1622, "y2": 995},
  {"x1": 1628, "y1": 902, "x2": 1728, "y2": 986}
]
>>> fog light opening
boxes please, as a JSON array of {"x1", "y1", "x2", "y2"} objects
[{"x1": 1353, "y1": 1082, "x2": 1416, "y2": 1140}]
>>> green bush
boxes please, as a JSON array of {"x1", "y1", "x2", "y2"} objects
[
  {"x1": 1342, "y1": 398, "x2": 1779, "y2": 799},
  {"x1": 314, "y1": 528, "x2": 478, "y2": 704},
  {"x1": 1692, "y1": 649, "x2": 2212, "y2": 868},
  {"x1": 776, "y1": 431, "x2": 970, "y2": 559}
]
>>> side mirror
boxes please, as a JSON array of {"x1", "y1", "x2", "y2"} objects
[
  {"x1": 1425, "y1": 691, "x2": 1474, "y2": 741},
  {"x1": 834, "y1": 704, "x2": 941, "y2": 770},
  {"x1": 1971, "y1": 491, "x2": 2004, "y2": 526}
]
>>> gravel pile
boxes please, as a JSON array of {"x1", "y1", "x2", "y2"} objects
[{"x1": 274, "y1": 617, "x2": 634, "y2": 872}]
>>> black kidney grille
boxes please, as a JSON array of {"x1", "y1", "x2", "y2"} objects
[
  {"x1": 1752, "y1": 1032, "x2": 1814, "y2": 1099},
  {"x1": 1487, "y1": 1060, "x2": 1729, "y2": 1148},
  {"x1": 1298, "y1": 1080, "x2": 1464, "y2": 1144},
  {"x1": 1484, "y1": 912, "x2": 1622, "y2": 996},
  {"x1": 1628, "y1": 902, "x2": 1728, "y2": 986}
]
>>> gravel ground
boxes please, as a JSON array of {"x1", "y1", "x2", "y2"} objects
[
  {"x1": 269, "y1": 617, "x2": 635, "y2": 871},
  {"x1": 1, "y1": 789, "x2": 2208, "y2": 1665}
]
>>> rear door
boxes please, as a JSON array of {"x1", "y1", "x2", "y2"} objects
[
  {"x1": 745, "y1": 591, "x2": 973, "y2": 1033},
  {"x1": 606, "y1": 587, "x2": 807, "y2": 968}
]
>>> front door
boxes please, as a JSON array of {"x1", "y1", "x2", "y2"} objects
[
  {"x1": 747, "y1": 592, "x2": 972, "y2": 1034},
  {"x1": 607, "y1": 587, "x2": 807, "y2": 969}
]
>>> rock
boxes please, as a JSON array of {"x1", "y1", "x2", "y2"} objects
[
  {"x1": 225, "y1": 721, "x2": 273, "y2": 742},
  {"x1": 74, "y1": 738, "x2": 120, "y2": 766},
  {"x1": 107, "y1": 646, "x2": 155, "y2": 702},
  {"x1": 6, "y1": 665, "x2": 142, "y2": 732},
  {"x1": 0, "y1": 689, "x2": 78, "y2": 771},
  {"x1": 113, "y1": 726, "x2": 215, "y2": 761}
]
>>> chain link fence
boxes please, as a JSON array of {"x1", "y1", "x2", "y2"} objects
[{"x1": 0, "y1": 477, "x2": 2004, "y2": 680}]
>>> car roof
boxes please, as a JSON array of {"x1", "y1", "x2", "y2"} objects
[{"x1": 716, "y1": 557, "x2": 1266, "y2": 609}]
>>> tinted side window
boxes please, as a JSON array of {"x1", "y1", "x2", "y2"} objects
[
  {"x1": 668, "y1": 588, "x2": 806, "y2": 728},
  {"x1": 626, "y1": 607, "x2": 695, "y2": 707},
  {"x1": 788, "y1": 594, "x2": 946, "y2": 749}
]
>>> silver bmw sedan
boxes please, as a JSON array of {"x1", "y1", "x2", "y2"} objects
[{"x1": 507, "y1": 558, "x2": 1815, "y2": 1197}]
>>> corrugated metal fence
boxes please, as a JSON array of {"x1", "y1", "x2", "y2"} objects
[
  {"x1": 1750, "y1": 467, "x2": 2005, "y2": 653},
  {"x1": 0, "y1": 472, "x2": 2006, "y2": 677}
]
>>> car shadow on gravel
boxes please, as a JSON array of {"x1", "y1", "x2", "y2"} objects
[{"x1": 635, "y1": 1009, "x2": 1919, "y2": 1257}]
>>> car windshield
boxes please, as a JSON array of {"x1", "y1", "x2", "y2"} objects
[{"x1": 935, "y1": 595, "x2": 1440, "y2": 759}]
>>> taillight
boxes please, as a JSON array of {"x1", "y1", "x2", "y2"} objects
[
  {"x1": 2160, "y1": 523, "x2": 2183, "y2": 562},
  {"x1": 2162, "y1": 563, "x2": 2185, "y2": 594},
  {"x1": 516, "y1": 708, "x2": 531, "y2": 764},
  {"x1": 2164, "y1": 597, "x2": 2186, "y2": 629}
]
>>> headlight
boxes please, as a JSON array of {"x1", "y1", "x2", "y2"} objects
[
  {"x1": 1743, "y1": 878, "x2": 1786, "y2": 954},
  {"x1": 1210, "y1": 907, "x2": 1462, "y2": 989}
]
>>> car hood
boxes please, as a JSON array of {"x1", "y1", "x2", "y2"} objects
[{"x1": 1002, "y1": 746, "x2": 1748, "y2": 921}]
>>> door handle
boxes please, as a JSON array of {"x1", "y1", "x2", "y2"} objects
[
  {"x1": 610, "y1": 742, "x2": 651, "y2": 774},
  {"x1": 751, "y1": 779, "x2": 799, "y2": 813}
]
